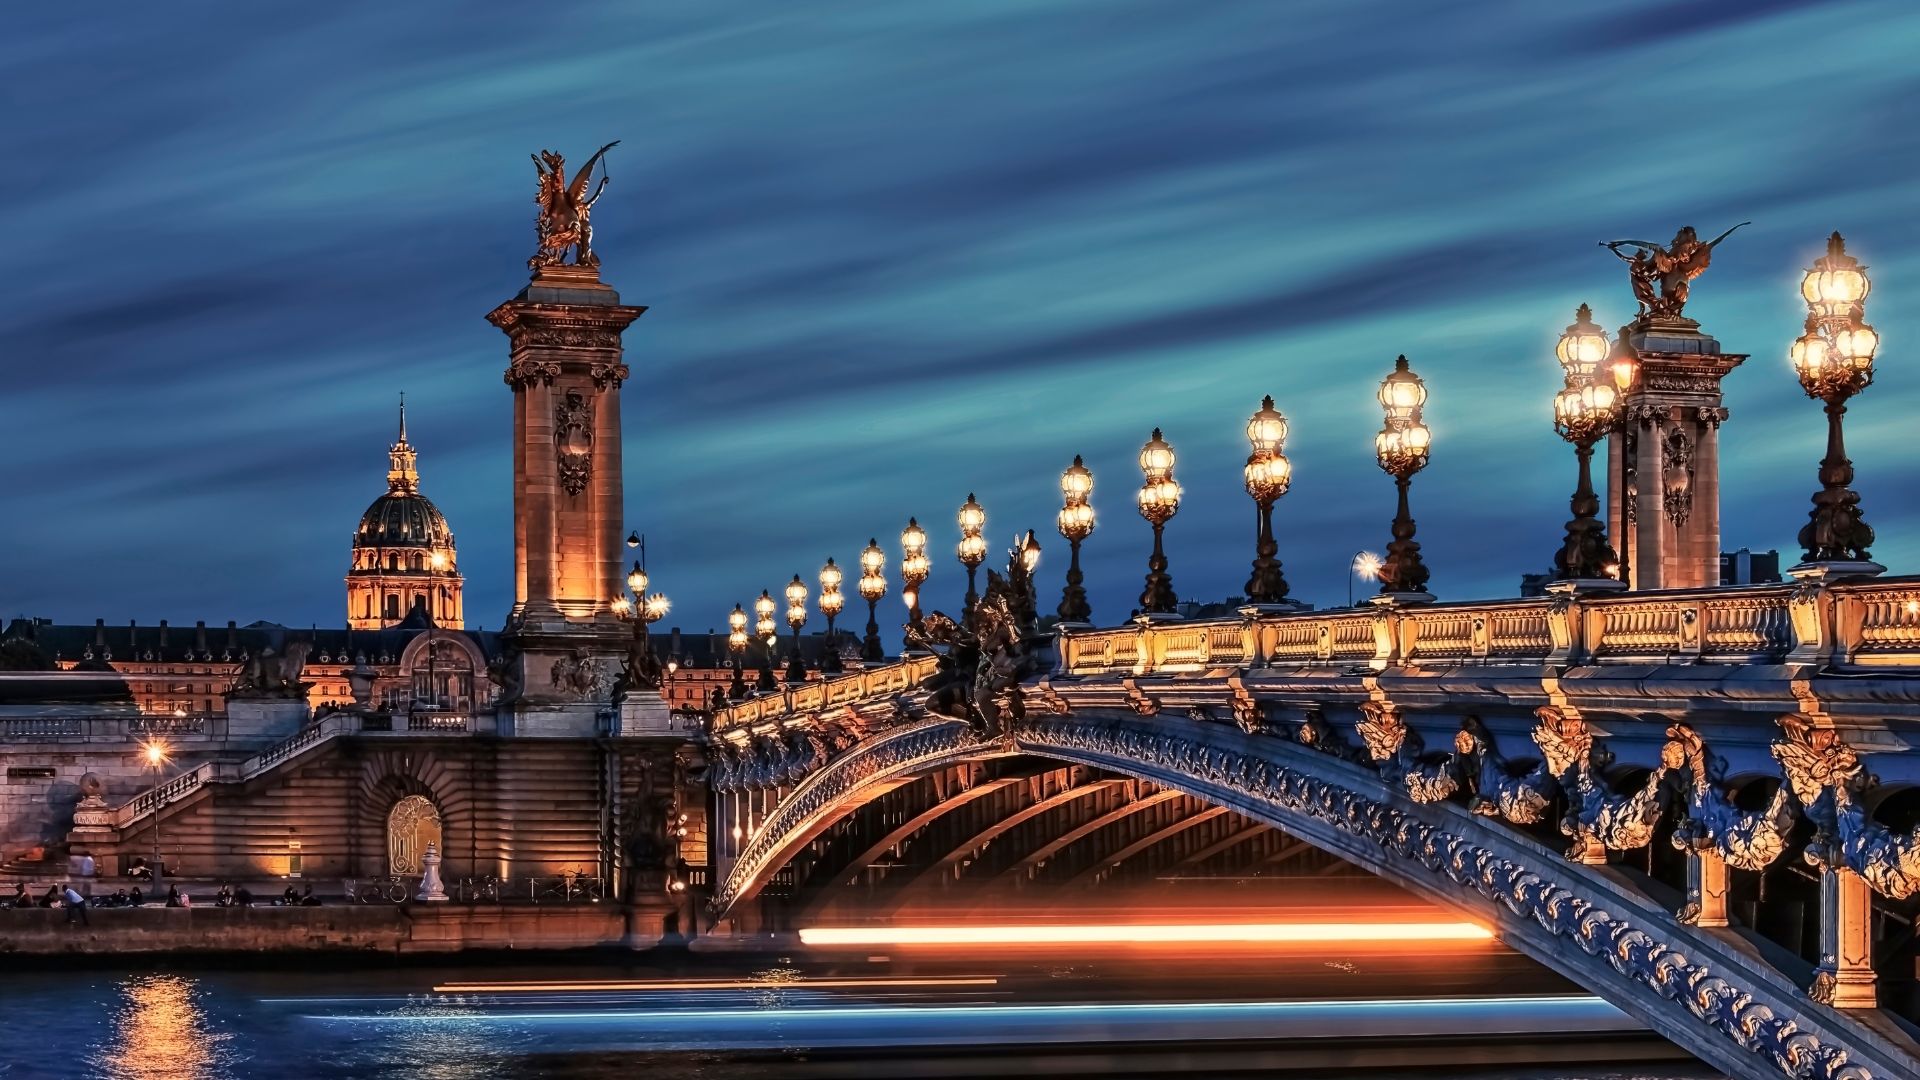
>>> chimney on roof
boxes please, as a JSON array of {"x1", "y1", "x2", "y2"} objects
[
  {"x1": 128, "y1": 620, "x2": 137, "y2": 651},
  {"x1": 93, "y1": 619, "x2": 106, "y2": 648},
  {"x1": 158, "y1": 620, "x2": 170, "y2": 651},
  {"x1": 195, "y1": 621, "x2": 208, "y2": 655}
]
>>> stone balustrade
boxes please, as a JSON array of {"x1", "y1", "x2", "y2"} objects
[
  {"x1": 709, "y1": 577, "x2": 1920, "y2": 737},
  {"x1": 1057, "y1": 577, "x2": 1920, "y2": 678},
  {"x1": 712, "y1": 655, "x2": 940, "y2": 734},
  {"x1": 0, "y1": 713, "x2": 218, "y2": 743}
]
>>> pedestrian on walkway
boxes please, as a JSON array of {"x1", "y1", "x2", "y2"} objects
[{"x1": 62, "y1": 885, "x2": 88, "y2": 926}]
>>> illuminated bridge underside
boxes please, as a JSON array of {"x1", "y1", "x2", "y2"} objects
[{"x1": 715, "y1": 708, "x2": 1910, "y2": 1080}]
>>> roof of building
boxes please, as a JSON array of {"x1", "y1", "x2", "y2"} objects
[
  {"x1": 0, "y1": 618, "x2": 861, "y2": 671},
  {"x1": 355, "y1": 399, "x2": 455, "y2": 551}
]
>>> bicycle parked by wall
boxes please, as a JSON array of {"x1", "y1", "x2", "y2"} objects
[
  {"x1": 349, "y1": 876, "x2": 409, "y2": 904},
  {"x1": 528, "y1": 867, "x2": 603, "y2": 903},
  {"x1": 453, "y1": 874, "x2": 501, "y2": 902}
]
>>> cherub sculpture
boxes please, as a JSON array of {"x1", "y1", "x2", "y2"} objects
[{"x1": 530, "y1": 141, "x2": 620, "y2": 271}]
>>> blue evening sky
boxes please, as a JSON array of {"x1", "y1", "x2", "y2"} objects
[{"x1": 5, "y1": 1, "x2": 1918, "y2": 637}]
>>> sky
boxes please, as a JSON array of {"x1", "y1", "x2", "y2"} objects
[{"x1": 5, "y1": 1, "x2": 1920, "y2": 640}]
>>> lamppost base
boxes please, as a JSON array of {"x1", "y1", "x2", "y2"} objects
[
  {"x1": 1544, "y1": 578, "x2": 1627, "y2": 597},
  {"x1": 1366, "y1": 591, "x2": 1435, "y2": 607},
  {"x1": 1131, "y1": 611, "x2": 1185, "y2": 625},
  {"x1": 1238, "y1": 602, "x2": 1308, "y2": 617},
  {"x1": 1787, "y1": 559, "x2": 1886, "y2": 584}
]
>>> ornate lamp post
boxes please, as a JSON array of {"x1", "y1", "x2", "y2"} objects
[
  {"x1": 1373, "y1": 357, "x2": 1435, "y2": 603},
  {"x1": 612, "y1": 560, "x2": 669, "y2": 698},
  {"x1": 1135, "y1": 429, "x2": 1182, "y2": 618},
  {"x1": 901, "y1": 517, "x2": 930, "y2": 647},
  {"x1": 1056, "y1": 456, "x2": 1096, "y2": 626},
  {"x1": 144, "y1": 739, "x2": 170, "y2": 880},
  {"x1": 1550, "y1": 307, "x2": 1626, "y2": 589},
  {"x1": 1243, "y1": 395, "x2": 1296, "y2": 609},
  {"x1": 1790, "y1": 233, "x2": 1883, "y2": 579},
  {"x1": 858, "y1": 539, "x2": 887, "y2": 662},
  {"x1": 753, "y1": 590, "x2": 779, "y2": 693},
  {"x1": 784, "y1": 574, "x2": 809, "y2": 684},
  {"x1": 957, "y1": 494, "x2": 988, "y2": 616},
  {"x1": 726, "y1": 603, "x2": 749, "y2": 701},
  {"x1": 818, "y1": 558, "x2": 845, "y2": 675}
]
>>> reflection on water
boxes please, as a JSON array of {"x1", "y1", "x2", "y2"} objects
[{"x1": 92, "y1": 975, "x2": 232, "y2": 1080}]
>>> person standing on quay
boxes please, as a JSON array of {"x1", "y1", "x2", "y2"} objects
[{"x1": 62, "y1": 885, "x2": 88, "y2": 926}]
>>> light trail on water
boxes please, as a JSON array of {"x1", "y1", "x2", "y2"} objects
[{"x1": 796, "y1": 920, "x2": 1493, "y2": 946}]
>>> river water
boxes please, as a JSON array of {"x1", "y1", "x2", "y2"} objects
[{"x1": 0, "y1": 949, "x2": 1721, "y2": 1079}]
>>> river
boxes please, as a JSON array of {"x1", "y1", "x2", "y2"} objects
[{"x1": 0, "y1": 947, "x2": 1721, "y2": 1079}]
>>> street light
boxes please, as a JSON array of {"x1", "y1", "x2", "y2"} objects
[
  {"x1": 1350, "y1": 550, "x2": 1383, "y2": 608},
  {"x1": 142, "y1": 739, "x2": 170, "y2": 881},
  {"x1": 1373, "y1": 356, "x2": 1434, "y2": 602},
  {"x1": 753, "y1": 590, "x2": 778, "y2": 693},
  {"x1": 858, "y1": 539, "x2": 887, "y2": 663},
  {"x1": 1136, "y1": 428, "x2": 1182, "y2": 617},
  {"x1": 957, "y1": 494, "x2": 988, "y2": 616},
  {"x1": 818, "y1": 557, "x2": 845, "y2": 675},
  {"x1": 784, "y1": 574, "x2": 809, "y2": 684},
  {"x1": 1243, "y1": 395, "x2": 1294, "y2": 608},
  {"x1": 901, "y1": 517, "x2": 930, "y2": 644},
  {"x1": 1791, "y1": 232, "x2": 1882, "y2": 577},
  {"x1": 726, "y1": 604, "x2": 749, "y2": 701},
  {"x1": 1021, "y1": 530, "x2": 1042, "y2": 573},
  {"x1": 1056, "y1": 455, "x2": 1096, "y2": 626},
  {"x1": 1550, "y1": 307, "x2": 1625, "y2": 586}
]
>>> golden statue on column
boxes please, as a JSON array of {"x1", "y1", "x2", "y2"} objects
[{"x1": 529, "y1": 141, "x2": 620, "y2": 271}]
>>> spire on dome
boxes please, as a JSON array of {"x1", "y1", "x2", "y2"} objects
[{"x1": 387, "y1": 394, "x2": 419, "y2": 493}]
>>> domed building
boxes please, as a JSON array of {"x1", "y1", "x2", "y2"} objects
[{"x1": 347, "y1": 401, "x2": 465, "y2": 629}]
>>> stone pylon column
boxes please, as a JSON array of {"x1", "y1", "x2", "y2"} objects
[
  {"x1": 488, "y1": 264, "x2": 645, "y2": 729},
  {"x1": 1605, "y1": 317, "x2": 1745, "y2": 590}
]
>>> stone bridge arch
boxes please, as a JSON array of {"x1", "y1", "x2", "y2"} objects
[{"x1": 714, "y1": 709, "x2": 1904, "y2": 1080}]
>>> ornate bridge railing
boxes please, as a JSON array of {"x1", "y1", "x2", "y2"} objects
[
  {"x1": 710, "y1": 578, "x2": 1920, "y2": 736},
  {"x1": 1054, "y1": 577, "x2": 1920, "y2": 677},
  {"x1": 714, "y1": 654, "x2": 940, "y2": 734}
]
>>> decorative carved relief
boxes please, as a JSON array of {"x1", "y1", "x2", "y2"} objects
[
  {"x1": 1531, "y1": 706, "x2": 1591, "y2": 778},
  {"x1": 1772, "y1": 716, "x2": 1920, "y2": 900},
  {"x1": 1662, "y1": 427, "x2": 1694, "y2": 527},
  {"x1": 1457, "y1": 716, "x2": 1556, "y2": 824},
  {"x1": 1296, "y1": 709, "x2": 1367, "y2": 765},
  {"x1": 526, "y1": 328, "x2": 622, "y2": 350},
  {"x1": 590, "y1": 361, "x2": 630, "y2": 389},
  {"x1": 1666, "y1": 724, "x2": 1792, "y2": 874},
  {"x1": 554, "y1": 390, "x2": 594, "y2": 495},
  {"x1": 548, "y1": 648, "x2": 605, "y2": 700},
  {"x1": 1354, "y1": 701, "x2": 1405, "y2": 764},
  {"x1": 1229, "y1": 682, "x2": 1265, "y2": 735},
  {"x1": 1028, "y1": 684, "x2": 1071, "y2": 716},
  {"x1": 1124, "y1": 682, "x2": 1159, "y2": 717},
  {"x1": 504, "y1": 359, "x2": 561, "y2": 389}
]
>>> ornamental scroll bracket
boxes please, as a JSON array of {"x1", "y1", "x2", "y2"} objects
[{"x1": 554, "y1": 390, "x2": 594, "y2": 496}]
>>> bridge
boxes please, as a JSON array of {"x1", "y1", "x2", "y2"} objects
[{"x1": 707, "y1": 576, "x2": 1920, "y2": 1080}]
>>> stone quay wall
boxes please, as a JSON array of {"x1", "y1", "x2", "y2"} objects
[{"x1": 0, "y1": 903, "x2": 646, "y2": 956}]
